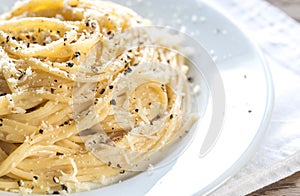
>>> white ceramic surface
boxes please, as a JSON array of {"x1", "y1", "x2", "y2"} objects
[{"x1": 0, "y1": 0, "x2": 273, "y2": 195}]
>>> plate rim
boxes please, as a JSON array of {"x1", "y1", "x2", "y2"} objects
[{"x1": 195, "y1": 1, "x2": 275, "y2": 195}]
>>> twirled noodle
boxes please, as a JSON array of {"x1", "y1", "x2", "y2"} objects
[{"x1": 0, "y1": 0, "x2": 198, "y2": 194}]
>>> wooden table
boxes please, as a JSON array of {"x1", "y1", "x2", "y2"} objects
[{"x1": 248, "y1": 0, "x2": 300, "y2": 195}]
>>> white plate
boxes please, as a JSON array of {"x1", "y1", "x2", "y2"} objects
[{"x1": 0, "y1": 0, "x2": 273, "y2": 195}]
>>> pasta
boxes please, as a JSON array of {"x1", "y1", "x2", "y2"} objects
[{"x1": 0, "y1": 0, "x2": 197, "y2": 194}]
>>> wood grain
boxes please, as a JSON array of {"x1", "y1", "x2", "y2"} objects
[
  {"x1": 248, "y1": 172, "x2": 300, "y2": 195},
  {"x1": 248, "y1": 0, "x2": 300, "y2": 195}
]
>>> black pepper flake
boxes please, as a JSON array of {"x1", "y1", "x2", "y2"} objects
[
  {"x1": 248, "y1": 110, "x2": 252, "y2": 113},
  {"x1": 148, "y1": 102, "x2": 152, "y2": 106},
  {"x1": 33, "y1": 176, "x2": 38, "y2": 180},
  {"x1": 66, "y1": 62, "x2": 74, "y2": 67},
  {"x1": 53, "y1": 176, "x2": 60, "y2": 184},
  {"x1": 0, "y1": 124, "x2": 2, "y2": 127},
  {"x1": 54, "y1": 79, "x2": 58, "y2": 82},
  {"x1": 86, "y1": 22, "x2": 89, "y2": 27},
  {"x1": 91, "y1": 22, "x2": 96, "y2": 28},
  {"x1": 117, "y1": 163, "x2": 122, "y2": 168},
  {"x1": 43, "y1": 42, "x2": 46, "y2": 46},
  {"x1": 15, "y1": 73, "x2": 23, "y2": 80},
  {"x1": 109, "y1": 34, "x2": 114, "y2": 40},
  {"x1": 27, "y1": 43, "x2": 30, "y2": 48},
  {"x1": 109, "y1": 85, "x2": 114, "y2": 89},
  {"x1": 74, "y1": 51, "x2": 81, "y2": 58},
  {"x1": 0, "y1": 93, "x2": 7, "y2": 96},
  {"x1": 50, "y1": 88, "x2": 55, "y2": 94},
  {"x1": 56, "y1": 152, "x2": 64, "y2": 156},
  {"x1": 57, "y1": 30, "x2": 60, "y2": 34},
  {"x1": 6, "y1": 36, "x2": 9, "y2": 42},
  {"x1": 124, "y1": 67, "x2": 132, "y2": 75},
  {"x1": 154, "y1": 115, "x2": 161, "y2": 120},
  {"x1": 12, "y1": 36, "x2": 16, "y2": 40},
  {"x1": 135, "y1": 109, "x2": 139, "y2": 112},
  {"x1": 170, "y1": 114, "x2": 173, "y2": 119},
  {"x1": 39, "y1": 129, "x2": 44, "y2": 134},
  {"x1": 52, "y1": 191, "x2": 60, "y2": 194},
  {"x1": 0, "y1": 118, "x2": 3, "y2": 122},
  {"x1": 26, "y1": 35, "x2": 30, "y2": 39},
  {"x1": 15, "y1": 47, "x2": 19, "y2": 50},
  {"x1": 120, "y1": 170, "x2": 125, "y2": 174},
  {"x1": 1, "y1": 41, "x2": 4, "y2": 44},
  {"x1": 110, "y1": 99, "x2": 116, "y2": 105},
  {"x1": 17, "y1": 180, "x2": 24, "y2": 187},
  {"x1": 187, "y1": 77, "x2": 194, "y2": 83},
  {"x1": 38, "y1": 28, "x2": 41, "y2": 33},
  {"x1": 61, "y1": 184, "x2": 68, "y2": 192},
  {"x1": 107, "y1": 31, "x2": 112, "y2": 35},
  {"x1": 108, "y1": 161, "x2": 112, "y2": 167},
  {"x1": 100, "y1": 88, "x2": 105, "y2": 95}
]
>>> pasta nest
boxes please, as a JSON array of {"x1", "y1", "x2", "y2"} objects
[{"x1": 0, "y1": 0, "x2": 196, "y2": 194}]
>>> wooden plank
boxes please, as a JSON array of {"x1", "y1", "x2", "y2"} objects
[{"x1": 248, "y1": 172, "x2": 300, "y2": 195}]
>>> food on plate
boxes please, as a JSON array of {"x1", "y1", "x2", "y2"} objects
[{"x1": 0, "y1": 0, "x2": 197, "y2": 194}]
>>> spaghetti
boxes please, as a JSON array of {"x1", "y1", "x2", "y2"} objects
[{"x1": 0, "y1": 0, "x2": 197, "y2": 194}]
